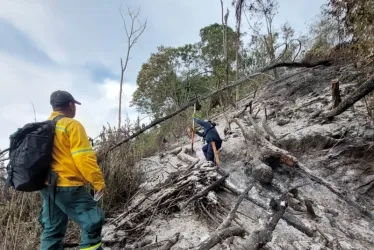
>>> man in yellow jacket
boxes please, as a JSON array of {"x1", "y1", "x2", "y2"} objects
[{"x1": 39, "y1": 90, "x2": 105, "y2": 250}]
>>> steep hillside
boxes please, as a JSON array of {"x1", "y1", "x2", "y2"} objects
[{"x1": 102, "y1": 64, "x2": 374, "y2": 250}]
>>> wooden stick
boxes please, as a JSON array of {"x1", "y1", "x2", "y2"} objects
[
  {"x1": 217, "y1": 183, "x2": 254, "y2": 231},
  {"x1": 242, "y1": 199, "x2": 288, "y2": 250},
  {"x1": 196, "y1": 226, "x2": 245, "y2": 250},
  {"x1": 211, "y1": 141, "x2": 220, "y2": 167}
]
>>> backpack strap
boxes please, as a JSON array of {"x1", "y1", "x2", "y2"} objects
[
  {"x1": 48, "y1": 114, "x2": 65, "y2": 222},
  {"x1": 52, "y1": 115, "x2": 65, "y2": 123}
]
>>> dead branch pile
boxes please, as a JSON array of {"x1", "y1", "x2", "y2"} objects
[{"x1": 103, "y1": 161, "x2": 231, "y2": 248}]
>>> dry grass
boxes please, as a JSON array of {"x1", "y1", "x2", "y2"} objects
[{"x1": 0, "y1": 189, "x2": 42, "y2": 249}]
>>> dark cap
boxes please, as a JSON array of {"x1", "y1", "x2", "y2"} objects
[{"x1": 50, "y1": 90, "x2": 81, "y2": 106}]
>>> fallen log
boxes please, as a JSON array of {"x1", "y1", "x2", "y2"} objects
[
  {"x1": 178, "y1": 147, "x2": 198, "y2": 163},
  {"x1": 217, "y1": 183, "x2": 254, "y2": 231},
  {"x1": 169, "y1": 147, "x2": 182, "y2": 155},
  {"x1": 322, "y1": 74, "x2": 374, "y2": 118},
  {"x1": 242, "y1": 199, "x2": 288, "y2": 250},
  {"x1": 196, "y1": 226, "x2": 245, "y2": 250},
  {"x1": 223, "y1": 180, "x2": 316, "y2": 237}
]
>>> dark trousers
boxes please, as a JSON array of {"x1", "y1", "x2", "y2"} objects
[
  {"x1": 39, "y1": 186, "x2": 104, "y2": 250},
  {"x1": 202, "y1": 141, "x2": 222, "y2": 162}
]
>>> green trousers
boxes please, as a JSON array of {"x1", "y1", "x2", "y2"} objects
[{"x1": 38, "y1": 186, "x2": 104, "y2": 250}]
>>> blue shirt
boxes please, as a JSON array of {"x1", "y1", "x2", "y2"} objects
[{"x1": 194, "y1": 118, "x2": 222, "y2": 144}]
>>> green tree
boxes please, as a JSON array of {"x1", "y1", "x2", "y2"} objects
[
  {"x1": 199, "y1": 23, "x2": 238, "y2": 82},
  {"x1": 131, "y1": 46, "x2": 181, "y2": 117},
  {"x1": 199, "y1": 23, "x2": 240, "y2": 106},
  {"x1": 131, "y1": 24, "x2": 241, "y2": 117}
]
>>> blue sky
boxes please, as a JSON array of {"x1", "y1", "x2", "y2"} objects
[{"x1": 0, "y1": 0, "x2": 326, "y2": 149}]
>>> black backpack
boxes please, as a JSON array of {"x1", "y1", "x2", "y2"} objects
[{"x1": 3, "y1": 115, "x2": 64, "y2": 198}]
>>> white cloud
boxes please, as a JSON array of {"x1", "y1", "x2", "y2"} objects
[
  {"x1": 0, "y1": 52, "x2": 138, "y2": 149},
  {"x1": 0, "y1": 0, "x2": 68, "y2": 64}
]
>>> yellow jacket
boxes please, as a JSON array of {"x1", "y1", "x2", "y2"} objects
[{"x1": 48, "y1": 111, "x2": 105, "y2": 191}]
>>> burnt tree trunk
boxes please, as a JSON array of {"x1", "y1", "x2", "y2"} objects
[
  {"x1": 331, "y1": 79, "x2": 342, "y2": 108},
  {"x1": 323, "y1": 74, "x2": 374, "y2": 118}
]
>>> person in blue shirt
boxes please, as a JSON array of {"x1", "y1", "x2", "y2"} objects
[{"x1": 193, "y1": 117, "x2": 222, "y2": 164}]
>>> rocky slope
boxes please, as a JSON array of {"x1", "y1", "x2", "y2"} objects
[{"x1": 102, "y1": 64, "x2": 374, "y2": 250}]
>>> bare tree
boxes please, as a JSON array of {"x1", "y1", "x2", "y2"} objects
[
  {"x1": 245, "y1": 0, "x2": 280, "y2": 79},
  {"x1": 220, "y1": 0, "x2": 231, "y2": 107},
  {"x1": 118, "y1": 7, "x2": 147, "y2": 129},
  {"x1": 233, "y1": 0, "x2": 245, "y2": 102},
  {"x1": 31, "y1": 102, "x2": 36, "y2": 122}
]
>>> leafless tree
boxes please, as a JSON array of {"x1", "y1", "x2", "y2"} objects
[
  {"x1": 233, "y1": 0, "x2": 245, "y2": 102},
  {"x1": 31, "y1": 102, "x2": 36, "y2": 122},
  {"x1": 118, "y1": 7, "x2": 147, "y2": 129},
  {"x1": 244, "y1": 0, "x2": 280, "y2": 79}
]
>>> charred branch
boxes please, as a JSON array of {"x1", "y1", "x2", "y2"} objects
[
  {"x1": 196, "y1": 226, "x2": 245, "y2": 250},
  {"x1": 217, "y1": 183, "x2": 254, "y2": 231},
  {"x1": 242, "y1": 199, "x2": 288, "y2": 250}
]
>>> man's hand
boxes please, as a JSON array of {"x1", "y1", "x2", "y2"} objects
[{"x1": 94, "y1": 189, "x2": 104, "y2": 201}]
